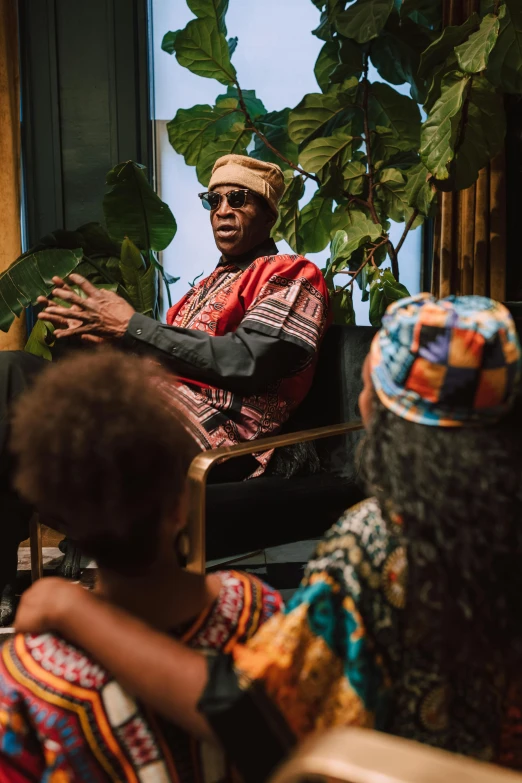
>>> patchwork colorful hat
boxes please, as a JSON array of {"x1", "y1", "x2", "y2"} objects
[{"x1": 369, "y1": 293, "x2": 522, "y2": 426}]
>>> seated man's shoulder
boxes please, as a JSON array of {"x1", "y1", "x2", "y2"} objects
[{"x1": 258, "y1": 252, "x2": 327, "y2": 289}]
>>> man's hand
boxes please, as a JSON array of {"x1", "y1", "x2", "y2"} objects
[
  {"x1": 14, "y1": 577, "x2": 92, "y2": 635},
  {"x1": 37, "y1": 274, "x2": 135, "y2": 340}
]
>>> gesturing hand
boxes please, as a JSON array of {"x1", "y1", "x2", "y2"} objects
[{"x1": 37, "y1": 274, "x2": 135, "y2": 340}]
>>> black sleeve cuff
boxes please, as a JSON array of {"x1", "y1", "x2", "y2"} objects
[{"x1": 198, "y1": 654, "x2": 295, "y2": 783}]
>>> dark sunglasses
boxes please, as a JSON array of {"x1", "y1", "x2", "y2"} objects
[{"x1": 198, "y1": 189, "x2": 251, "y2": 211}]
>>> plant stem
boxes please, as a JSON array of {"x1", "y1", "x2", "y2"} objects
[
  {"x1": 342, "y1": 238, "x2": 388, "y2": 291},
  {"x1": 361, "y1": 61, "x2": 380, "y2": 227},
  {"x1": 235, "y1": 82, "x2": 320, "y2": 184},
  {"x1": 395, "y1": 209, "x2": 419, "y2": 256}
]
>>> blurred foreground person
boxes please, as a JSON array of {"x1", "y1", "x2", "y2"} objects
[
  {"x1": 0, "y1": 349, "x2": 281, "y2": 782},
  {"x1": 13, "y1": 294, "x2": 522, "y2": 781}
]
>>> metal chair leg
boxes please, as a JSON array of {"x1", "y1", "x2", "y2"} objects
[{"x1": 29, "y1": 515, "x2": 43, "y2": 582}]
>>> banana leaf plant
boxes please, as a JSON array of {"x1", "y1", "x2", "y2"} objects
[{"x1": 0, "y1": 161, "x2": 178, "y2": 359}]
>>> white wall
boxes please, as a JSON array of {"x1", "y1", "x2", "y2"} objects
[{"x1": 151, "y1": 0, "x2": 422, "y2": 322}]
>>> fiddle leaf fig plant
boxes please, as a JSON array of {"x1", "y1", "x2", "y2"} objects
[
  {"x1": 164, "y1": 0, "x2": 521, "y2": 325},
  {"x1": 0, "y1": 162, "x2": 178, "y2": 359}
]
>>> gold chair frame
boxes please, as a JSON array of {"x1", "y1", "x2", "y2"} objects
[
  {"x1": 269, "y1": 727, "x2": 522, "y2": 783},
  {"x1": 30, "y1": 420, "x2": 363, "y2": 579}
]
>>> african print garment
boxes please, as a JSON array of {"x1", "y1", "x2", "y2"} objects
[
  {"x1": 203, "y1": 500, "x2": 522, "y2": 780},
  {"x1": 0, "y1": 571, "x2": 282, "y2": 783},
  {"x1": 160, "y1": 253, "x2": 329, "y2": 475}
]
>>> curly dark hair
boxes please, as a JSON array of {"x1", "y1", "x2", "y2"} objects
[
  {"x1": 362, "y1": 394, "x2": 522, "y2": 735},
  {"x1": 10, "y1": 348, "x2": 198, "y2": 574}
]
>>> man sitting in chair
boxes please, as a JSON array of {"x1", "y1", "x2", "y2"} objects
[{"x1": 0, "y1": 154, "x2": 330, "y2": 622}]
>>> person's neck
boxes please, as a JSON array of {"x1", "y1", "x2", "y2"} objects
[
  {"x1": 221, "y1": 236, "x2": 276, "y2": 267},
  {"x1": 94, "y1": 556, "x2": 221, "y2": 632}
]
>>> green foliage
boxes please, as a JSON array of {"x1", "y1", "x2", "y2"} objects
[
  {"x1": 2, "y1": 162, "x2": 177, "y2": 355},
  {"x1": 0, "y1": 249, "x2": 83, "y2": 333},
  {"x1": 165, "y1": 0, "x2": 520, "y2": 327},
  {"x1": 103, "y1": 161, "x2": 177, "y2": 251}
]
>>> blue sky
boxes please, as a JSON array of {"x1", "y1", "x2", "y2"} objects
[{"x1": 151, "y1": 0, "x2": 421, "y2": 322}]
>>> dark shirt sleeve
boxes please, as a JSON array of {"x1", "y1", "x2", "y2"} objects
[{"x1": 122, "y1": 313, "x2": 310, "y2": 395}]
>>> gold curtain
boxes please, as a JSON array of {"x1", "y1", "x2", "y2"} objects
[
  {"x1": 0, "y1": 0, "x2": 24, "y2": 349},
  {"x1": 432, "y1": 0, "x2": 507, "y2": 301}
]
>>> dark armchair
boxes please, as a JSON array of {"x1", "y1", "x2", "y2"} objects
[{"x1": 185, "y1": 325, "x2": 378, "y2": 573}]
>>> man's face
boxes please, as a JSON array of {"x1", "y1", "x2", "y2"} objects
[{"x1": 210, "y1": 184, "x2": 276, "y2": 257}]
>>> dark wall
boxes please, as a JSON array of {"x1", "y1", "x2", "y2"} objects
[
  {"x1": 505, "y1": 95, "x2": 522, "y2": 302},
  {"x1": 19, "y1": 0, "x2": 152, "y2": 245}
]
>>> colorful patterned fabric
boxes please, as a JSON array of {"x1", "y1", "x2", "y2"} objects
[
  {"x1": 220, "y1": 500, "x2": 522, "y2": 774},
  {"x1": 370, "y1": 293, "x2": 522, "y2": 426},
  {"x1": 0, "y1": 571, "x2": 282, "y2": 783},
  {"x1": 161, "y1": 253, "x2": 329, "y2": 475}
]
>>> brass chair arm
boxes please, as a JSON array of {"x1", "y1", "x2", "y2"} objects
[
  {"x1": 269, "y1": 727, "x2": 522, "y2": 783},
  {"x1": 186, "y1": 420, "x2": 363, "y2": 573}
]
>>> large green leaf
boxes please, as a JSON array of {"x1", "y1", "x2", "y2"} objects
[
  {"x1": 288, "y1": 78, "x2": 360, "y2": 146},
  {"x1": 369, "y1": 269, "x2": 410, "y2": 327},
  {"x1": 103, "y1": 162, "x2": 177, "y2": 252},
  {"x1": 24, "y1": 319, "x2": 55, "y2": 361},
  {"x1": 420, "y1": 72, "x2": 470, "y2": 182},
  {"x1": 331, "y1": 287, "x2": 356, "y2": 325},
  {"x1": 162, "y1": 31, "x2": 180, "y2": 55},
  {"x1": 335, "y1": 0, "x2": 394, "y2": 43},
  {"x1": 297, "y1": 193, "x2": 333, "y2": 254},
  {"x1": 168, "y1": 102, "x2": 241, "y2": 166},
  {"x1": 119, "y1": 238, "x2": 158, "y2": 317},
  {"x1": 314, "y1": 41, "x2": 340, "y2": 92},
  {"x1": 342, "y1": 160, "x2": 367, "y2": 194},
  {"x1": 372, "y1": 126, "x2": 419, "y2": 169},
  {"x1": 218, "y1": 86, "x2": 266, "y2": 119},
  {"x1": 76, "y1": 223, "x2": 122, "y2": 258},
  {"x1": 370, "y1": 14, "x2": 432, "y2": 102},
  {"x1": 330, "y1": 229, "x2": 352, "y2": 267},
  {"x1": 423, "y1": 53, "x2": 458, "y2": 113},
  {"x1": 368, "y1": 83, "x2": 421, "y2": 149},
  {"x1": 272, "y1": 173, "x2": 305, "y2": 251},
  {"x1": 375, "y1": 168, "x2": 423, "y2": 225},
  {"x1": 400, "y1": 0, "x2": 442, "y2": 29},
  {"x1": 0, "y1": 248, "x2": 83, "y2": 333},
  {"x1": 195, "y1": 125, "x2": 252, "y2": 186},
  {"x1": 419, "y1": 14, "x2": 480, "y2": 78},
  {"x1": 299, "y1": 130, "x2": 354, "y2": 175},
  {"x1": 173, "y1": 17, "x2": 236, "y2": 85},
  {"x1": 186, "y1": 0, "x2": 229, "y2": 34},
  {"x1": 487, "y1": 4, "x2": 522, "y2": 94},
  {"x1": 312, "y1": 0, "x2": 345, "y2": 41},
  {"x1": 455, "y1": 13, "x2": 500, "y2": 73},
  {"x1": 329, "y1": 38, "x2": 365, "y2": 84},
  {"x1": 404, "y1": 162, "x2": 437, "y2": 217},
  {"x1": 251, "y1": 109, "x2": 299, "y2": 170},
  {"x1": 420, "y1": 72, "x2": 506, "y2": 189},
  {"x1": 341, "y1": 209, "x2": 383, "y2": 260}
]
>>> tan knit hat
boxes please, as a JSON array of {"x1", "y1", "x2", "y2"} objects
[{"x1": 208, "y1": 154, "x2": 285, "y2": 216}]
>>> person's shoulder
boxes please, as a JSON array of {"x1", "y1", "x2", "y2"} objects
[
  {"x1": 5, "y1": 632, "x2": 110, "y2": 692},
  {"x1": 214, "y1": 570, "x2": 283, "y2": 637},
  {"x1": 251, "y1": 251, "x2": 326, "y2": 289},
  {"x1": 269, "y1": 253, "x2": 327, "y2": 285},
  {"x1": 309, "y1": 498, "x2": 398, "y2": 577}
]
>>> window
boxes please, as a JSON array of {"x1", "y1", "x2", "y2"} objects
[{"x1": 151, "y1": 0, "x2": 422, "y2": 323}]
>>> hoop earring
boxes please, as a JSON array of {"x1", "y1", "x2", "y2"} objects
[{"x1": 175, "y1": 531, "x2": 190, "y2": 561}]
